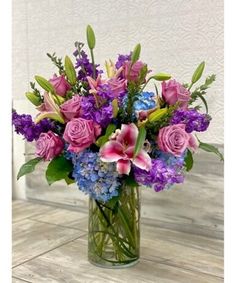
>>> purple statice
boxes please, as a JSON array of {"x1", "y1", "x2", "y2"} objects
[
  {"x1": 12, "y1": 111, "x2": 54, "y2": 142},
  {"x1": 171, "y1": 109, "x2": 211, "y2": 133},
  {"x1": 81, "y1": 96, "x2": 113, "y2": 128},
  {"x1": 134, "y1": 158, "x2": 184, "y2": 192},
  {"x1": 69, "y1": 149, "x2": 121, "y2": 202},
  {"x1": 115, "y1": 52, "x2": 132, "y2": 69},
  {"x1": 74, "y1": 50, "x2": 102, "y2": 81}
]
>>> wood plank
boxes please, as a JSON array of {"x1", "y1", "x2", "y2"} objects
[
  {"x1": 12, "y1": 200, "x2": 55, "y2": 223},
  {"x1": 12, "y1": 218, "x2": 85, "y2": 267},
  {"x1": 30, "y1": 207, "x2": 88, "y2": 231},
  {"x1": 12, "y1": 276, "x2": 32, "y2": 283},
  {"x1": 13, "y1": 238, "x2": 223, "y2": 283},
  {"x1": 140, "y1": 224, "x2": 223, "y2": 278}
]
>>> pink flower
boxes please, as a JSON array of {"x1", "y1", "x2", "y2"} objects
[
  {"x1": 100, "y1": 123, "x2": 152, "y2": 175},
  {"x1": 60, "y1": 95, "x2": 83, "y2": 121},
  {"x1": 87, "y1": 75, "x2": 104, "y2": 94},
  {"x1": 35, "y1": 92, "x2": 64, "y2": 124},
  {"x1": 49, "y1": 74, "x2": 71, "y2": 96},
  {"x1": 63, "y1": 118, "x2": 101, "y2": 153},
  {"x1": 157, "y1": 124, "x2": 198, "y2": 157},
  {"x1": 123, "y1": 61, "x2": 145, "y2": 82},
  {"x1": 107, "y1": 77, "x2": 127, "y2": 97},
  {"x1": 35, "y1": 131, "x2": 64, "y2": 161},
  {"x1": 162, "y1": 80, "x2": 190, "y2": 109}
]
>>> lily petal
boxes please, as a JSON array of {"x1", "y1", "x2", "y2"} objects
[
  {"x1": 133, "y1": 149, "x2": 152, "y2": 171},
  {"x1": 117, "y1": 159, "x2": 131, "y2": 175},
  {"x1": 116, "y1": 123, "x2": 139, "y2": 147},
  {"x1": 100, "y1": 141, "x2": 125, "y2": 162}
]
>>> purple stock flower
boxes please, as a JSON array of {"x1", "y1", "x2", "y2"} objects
[
  {"x1": 134, "y1": 158, "x2": 184, "y2": 192},
  {"x1": 171, "y1": 109, "x2": 211, "y2": 133},
  {"x1": 12, "y1": 111, "x2": 54, "y2": 142},
  {"x1": 74, "y1": 50, "x2": 102, "y2": 81},
  {"x1": 81, "y1": 96, "x2": 113, "y2": 128},
  {"x1": 115, "y1": 53, "x2": 132, "y2": 69}
]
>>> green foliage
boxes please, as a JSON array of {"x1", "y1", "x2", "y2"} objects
[
  {"x1": 47, "y1": 52, "x2": 64, "y2": 74},
  {"x1": 124, "y1": 175, "x2": 139, "y2": 188},
  {"x1": 45, "y1": 156, "x2": 74, "y2": 185},
  {"x1": 131, "y1": 43, "x2": 141, "y2": 64},
  {"x1": 86, "y1": 25, "x2": 96, "y2": 49},
  {"x1": 198, "y1": 140, "x2": 224, "y2": 161},
  {"x1": 17, "y1": 157, "x2": 42, "y2": 180},
  {"x1": 184, "y1": 149, "x2": 194, "y2": 171},
  {"x1": 35, "y1": 75, "x2": 55, "y2": 93},
  {"x1": 96, "y1": 124, "x2": 117, "y2": 147},
  {"x1": 189, "y1": 74, "x2": 216, "y2": 113},
  {"x1": 191, "y1": 61, "x2": 205, "y2": 85},
  {"x1": 64, "y1": 55, "x2": 77, "y2": 85},
  {"x1": 134, "y1": 126, "x2": 146, "y2": 157}
]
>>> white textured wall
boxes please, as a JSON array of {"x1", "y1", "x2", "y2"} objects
[{"x1": 12, "y1": 0, "x2": 224, "y2": 198}]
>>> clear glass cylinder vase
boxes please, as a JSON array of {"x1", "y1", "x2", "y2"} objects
[{"x1": 88, "y1": 182, "x2": 140, "y2": 268}]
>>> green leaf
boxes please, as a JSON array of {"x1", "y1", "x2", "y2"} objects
[
  {"x1": 35, "y1": 75, "x2": 55, "y2": 93},
  {"x1": 64, "y1": 175, "x2": 75, "y2": 185},
  {"x1": 191, "y1": 61, "x2": 205, "y2": 84},
  {"x1": 64, "y1": 55, "x2": 76, "y2": 85},
  {"x1": 86, "y1": 25, "x2": 96, "y2": 49},
  {"x1": 17, "y1": 157, "x2": 42, "y2": 180},
  {"x1": 152, "y1": 73, "x2": 171, "y2": 81},
  {"x1": 96, "y1": 124, "x2": 116, "y2": 147},
  {"x1": 134, "y1": 126, "x2": 146, "y2": 157},
  {"x1": 184, "y1": 149, "x2": 194, "y2": 171},
  {"x1": 46, "y1": 156, "x2": 73, "y2": 185},
  {"x1": 131, "y1": 43, "x2": 141, "y2": 64},
  {"x1": 124, "y1": 175, "x2": 139, "y2": 188},
  {"x1": 198, "y1": 141, "x2": 224, "y2": 161}
]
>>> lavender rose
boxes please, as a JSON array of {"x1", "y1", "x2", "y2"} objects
[
  {"x1": 162, "y1": 80, "x2": 190, "y2": 109},
  {"x1": 49, "y1": 74, "x2": 71, "y2": 96},
  {"x1": 157, "y1": 124, "x2": 197, "y2": 157},
  {"x1": 123, "y1": 61, "x2": 145, "y2": 82},
  {"x1": 63, "y1": 118, "x2": 101, "y2": 153},
  {"x1": 35, "y1": 131, "x2": 64, "y2": 161},
  {"x1": 107, "y1": 78, "x2": 127, "y2": 97},
  {"x1": 60, "y1": 95, "x2": 83, "y2": 121}
]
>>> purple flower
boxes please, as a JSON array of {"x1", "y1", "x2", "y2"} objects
[
  {"x1": 12, "y1": 111, "x2": 54, "y2": 142},
  {"x1": 134, "y1": 158, "x2": 184, "y2": 192},
  {"x1": 74, "y1": 50, "x2": 102, "y2": 81},
  {"x1": 171, "y1": 109, "x2": 211, "y2": 133},
  {"x1": 81, "y1": 96, "x2": 113, "y2": 128},
  {"x1": 115, "y1": 53, "x2": 132, "y2": 69}
]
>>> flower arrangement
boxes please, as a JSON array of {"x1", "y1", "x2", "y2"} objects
[{"x1": 13, "y1": 25, "x2": 223, "y2": 267}]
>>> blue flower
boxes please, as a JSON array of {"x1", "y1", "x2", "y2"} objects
[{"x1": 68, "y1": 150, "x2": 121, "y2": 202}]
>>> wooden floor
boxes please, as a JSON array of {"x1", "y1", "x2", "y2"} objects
[{"x1": 12, "y1": 200, "x2": 223, "y2": 283}]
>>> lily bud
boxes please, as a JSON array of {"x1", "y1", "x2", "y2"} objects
[{"x1": 25, "y1": 92, "x2": 42, "y2": 106}]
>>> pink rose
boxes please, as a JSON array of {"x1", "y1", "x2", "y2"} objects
[
  {"x1": 63, "y1": 118, "x2": 101, "y2": 153},
  {"x1": 157, "y1": 124, "x2": 197, "y2": 157},
  {"x1": 123, "y1": 61, "x2": 145, "y2": 82},
  {"x1": 35, "y1": 131, "x2": 64, "y2": 161},
  {"x1": 60, "y1": 95, "x2": 82, "y2": 121},
  {"x1": 162, "y1": 80, "x2": 190, "y2": 109},
  {"x1": 107, "y1": 78, "x2": 127, "y2": 97},
  {"x1": 49, "y1": 74, "x2": 71, "y2": 96}
]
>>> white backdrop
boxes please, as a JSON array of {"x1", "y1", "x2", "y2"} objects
[{"x1": 12, "y1": 0, "x2": 224, "y2": 198}]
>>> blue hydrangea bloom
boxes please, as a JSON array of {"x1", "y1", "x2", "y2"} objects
[
  {"x1": 133, "y1": 92, "x2": 156, "y2": 112},
  {"x1": 67, "y1": 150, "x2": 121, "y2": 202}
]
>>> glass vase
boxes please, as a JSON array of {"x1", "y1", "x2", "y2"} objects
[{"x1": 88, "y1": 182, "x2": 140, "y2": 268}]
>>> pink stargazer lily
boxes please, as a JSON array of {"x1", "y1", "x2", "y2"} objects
[{"x1": 100, "y1": 123, "x2": 152, "y2": 175}]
